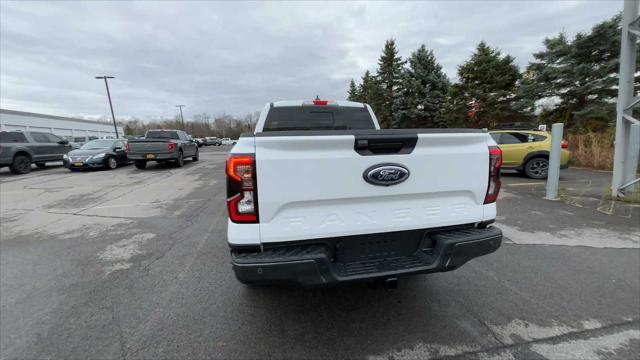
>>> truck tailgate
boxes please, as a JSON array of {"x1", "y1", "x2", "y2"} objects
[
  {"x1": 254, "y1": 130, "x2": 491, "y2": 243},
  {"x1": 128, "y1": 141, "x2": 172, "y2": 154}
]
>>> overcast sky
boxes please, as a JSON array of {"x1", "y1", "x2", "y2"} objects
[{"x1": 0, "y1": 1, "x2": 620, "y2": 120}]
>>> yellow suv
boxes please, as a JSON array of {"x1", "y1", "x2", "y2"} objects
[{"x1": 489, "y1": 130, "x2": 571, "y2": 179}]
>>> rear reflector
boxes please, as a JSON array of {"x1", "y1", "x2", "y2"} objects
[
  {"x1": 226, "y1": 154, "x2": 258, "y2": 223},
  {"x1": 227, "y1": 191, "x2": 257, "y2": 222},
  {"x1": 561, "y1": 140, "x2": 569, "y2": 149},
  {"x1": 484, "y1": 146, "x2": 502, "y2": 204}
]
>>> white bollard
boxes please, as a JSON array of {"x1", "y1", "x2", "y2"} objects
[{"x1": 545, "y1": 123, "x2": 564, "y2": 200}]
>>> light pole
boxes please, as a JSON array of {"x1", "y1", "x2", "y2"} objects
[
  {"x1": 176, "y1": 105, "x2": 186, "y2": 130},
  {"x1": 95, "y1": 76, "x2": 119, "y2": 138}
]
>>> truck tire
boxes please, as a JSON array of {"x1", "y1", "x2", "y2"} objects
[
  {"x1": 523, "y1": 157, "x2": 549, "y2": 179},
  {"x1": 192, "y1": 149, "x2": 199, "y2": 162},
  {"x1": 35, "y1": 162, "x2": 46, "y2": 168},
  {"x1": 10, "y1": 154, "x2": 32, "y2": 174},
  {"x1": 134, "y1": 160, "x2": 147, "y2": 169},
  {"x1": 176, "y1": 150, "x2": 184, "y2": 167}
]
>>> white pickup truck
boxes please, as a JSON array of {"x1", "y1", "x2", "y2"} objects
[{"x1": 226, "y1": 99, "x2": 503, "y2": 287}]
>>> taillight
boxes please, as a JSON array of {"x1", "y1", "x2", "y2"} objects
[
  {"x1": 168, "y1": 143, "x2": 175, "y2": 152},
  {"x1": 226, "y1": 154, "x2": 258, "y2": 223},
  {"x1": 561, "y1": 140, "x2": 569, "y2": 149},
  {"x1": 484, "y1": 146, "x2": 502, "y2": 204},
  {"x1": 313, "y1": 99, "x2": 329, "y2": 105},
  {"x1": 125, "y1": 143, "x2": 130, "y2": 153}
]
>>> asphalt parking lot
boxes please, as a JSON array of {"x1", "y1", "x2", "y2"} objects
[{"x1": 1, "y1": 146, "x2": 638, "y2": 359}]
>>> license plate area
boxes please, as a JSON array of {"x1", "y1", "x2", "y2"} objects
[
  {"x1": 333, "y1": 229, "x2": 425, "y2": 263},
  {"x1": 73, "y1": 162, "x2": 83, "y2": 166},
  {"x1": 146, "y1": 154, "x2": 156, "y2": 159}
]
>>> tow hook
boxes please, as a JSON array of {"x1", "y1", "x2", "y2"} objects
[{"x1": 368, "y1": 277, "x2": 398, "y2": 290}]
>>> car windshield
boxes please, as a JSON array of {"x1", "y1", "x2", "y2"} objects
[{"x1": 80, "y1": 139, "x2": 114, "y2": 150}]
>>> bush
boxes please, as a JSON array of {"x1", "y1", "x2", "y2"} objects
[{"x1": 566, "y1": 129, "x2": 614, "y2": 170}]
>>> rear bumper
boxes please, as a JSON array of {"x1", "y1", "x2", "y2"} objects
[
  {"x1": 231, "y1": 226, "x2": 502, "y2": 287},
  {"x1": 127, "y1": 153, "x2": 176, "y2": 161},
  {"x1": 63, "y1": 159, "x2": 106, "y2": 169}
]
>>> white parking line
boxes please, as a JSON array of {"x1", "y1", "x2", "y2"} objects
[{"x1": 506, "y1": 182, "x2": 545, "y2": 186}]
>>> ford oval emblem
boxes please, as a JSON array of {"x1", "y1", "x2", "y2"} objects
[{"x1": 363, "y1": 163, "x2": 410, "y2": 186}]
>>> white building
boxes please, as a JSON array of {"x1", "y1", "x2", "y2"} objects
[{"x1": 0, "y1": 109, "x2": 124, "y2": 140}]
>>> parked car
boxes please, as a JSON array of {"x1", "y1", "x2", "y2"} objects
[
  {"x1": 63, "y1": 139, "x2": 128, "y2": 171},
  {"x1": 226, "y1": 99, "x2": 503, "y2": 287},
  {"x1": 194, "y1": 138, "x2": 205, "y2": 147},
  {"x1": 0, "y1": 131, "x2": 72, "y2": 174},
  {"x1": 204, "y1": 137, "x2": 222, "y2": 146},
  {"x1": 127, "y1": 129, "x2": 199, "y2": 169},
  {"x1": 221, "y1": 138, "x2": 237, "y2": 146},
  {"x1": 64, "y1": 135, "x2": 91, "y2": 149},
  {"x1": 489, "y1": 130, "x2": 571, "y2": 179}
]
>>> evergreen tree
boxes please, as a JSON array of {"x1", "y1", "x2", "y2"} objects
[
  {"x1": 347, "y1": 79, "x2": 359, "y2": 101},
  {"x1": 515, "y1": 33, "x2": 572, "y2": 114},
  {"x1": 358, "y1": 70, "x2": 384, "y2": 114},
  {"x1": 375, "y1": 39, "x2": 405, "y2": 128},
  {"x1": 448, "y1": 41, "x2": 521, "y2": 128},
  {"x1": 393, "y1": 45, "x2": 449, "y2": 128},
  {"x1": 518, "y1": 14, "x2": 632, "y2": 130}
]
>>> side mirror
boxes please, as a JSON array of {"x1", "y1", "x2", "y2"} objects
[
  {"x1": 114, "y1": 147, "x2": 123, "y2": 151},
  {"x1": 58, "y1": 140, "x2": 69, "y2": 145}
]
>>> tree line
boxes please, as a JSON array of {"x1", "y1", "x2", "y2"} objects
[
  {"x1": 122, "y1": 111, "x2": 259, "y2": 139},
  {"x1": 348, "y1": 14, "x2": 633, "y2": 132}
]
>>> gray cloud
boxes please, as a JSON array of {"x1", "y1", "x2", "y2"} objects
[{"x1": 0, "y1": 0, "x2": 619, "y2": 120}]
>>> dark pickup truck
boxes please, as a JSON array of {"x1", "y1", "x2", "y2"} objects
[{"x1": 126, "y1": 129, "x2": 199, "y2": 169}]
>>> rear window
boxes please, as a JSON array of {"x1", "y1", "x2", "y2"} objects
[
  {"x1": 498, "y1": 132, "x2": 529, "y2": 144},
  {"x1": 263, "y1": 106, "x2": 375, "y2": 131},
  {"x1": 0, "y1": 132, "x2": 27, "y2": 143},
  {"x1": 146, "y1": 130, "x2": 179, "y2": 140}
]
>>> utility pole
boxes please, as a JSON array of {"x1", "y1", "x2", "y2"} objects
[
  {"x1": 95, "y1": 76, "x2": 119, "y2": 138},
  {"x1": 612, "y1": 0, "x2": 640, "y2": 196},
  {"x1": 176, "y1": 105, "x2": 186, "y2": 130}
]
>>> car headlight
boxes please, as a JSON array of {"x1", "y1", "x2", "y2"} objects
[{"x1": 91, "y1": 153, "x2": 106, "y2": 160}]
